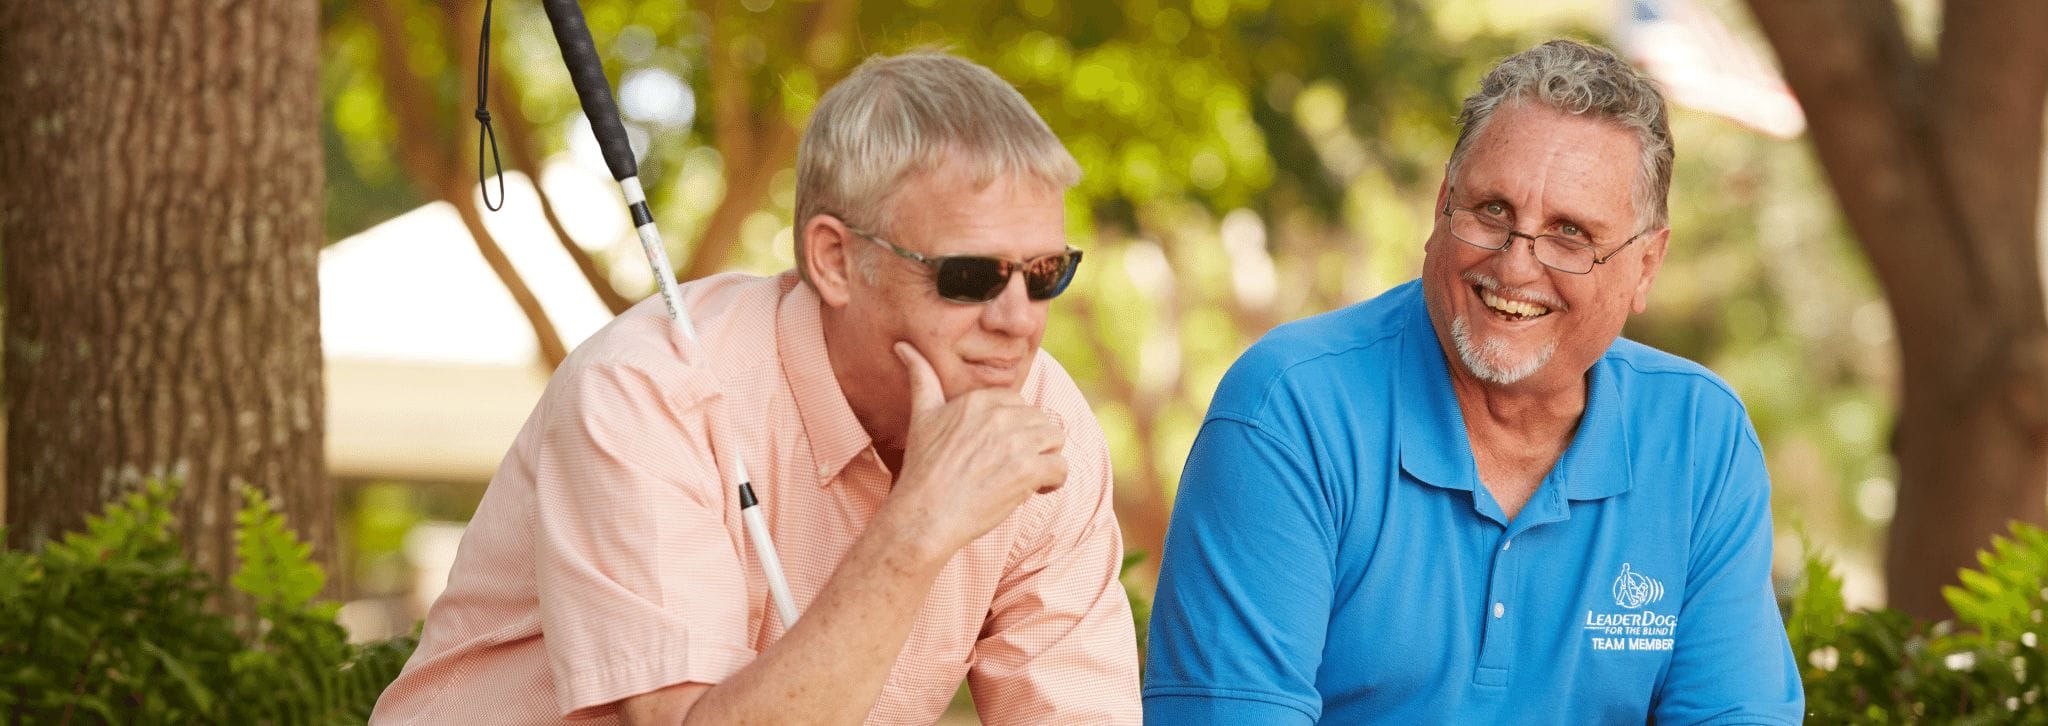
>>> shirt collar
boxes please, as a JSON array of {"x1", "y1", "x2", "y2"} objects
[
  {"x1": 1554, "y1": 357, "x2": 1634, "y2": 501},
  {"x1": 775, "y1": 277, "x2": 873, "y2": 485},
  {"x1": 1395, "y1": 286, "x2": 1635, "y2": 502},
  {"x1": 1395, "y1": 291, "x2": 1480, "y2": 492}
]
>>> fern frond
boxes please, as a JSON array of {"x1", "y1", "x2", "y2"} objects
[{"x1": 232, "y1": 485, "x2": 325, "y2": 612}]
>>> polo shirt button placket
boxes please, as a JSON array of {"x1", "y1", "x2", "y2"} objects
[{"x1": 1473, "y1": 530, "x2": 1518, "y2": 689}]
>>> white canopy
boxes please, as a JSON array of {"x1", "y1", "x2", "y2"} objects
[{"x1": 321, "y1": 164, "x2": 636, "y2": 482}]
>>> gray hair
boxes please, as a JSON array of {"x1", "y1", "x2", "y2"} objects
[
  {"x1": 1446, "y1": 39, "x2": 1673, "y2": 230},
  {"x1": 794, "y1": 51, "x2": 1080, "y2": 285}
]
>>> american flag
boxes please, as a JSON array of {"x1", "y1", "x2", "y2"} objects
[{"x1": 1616, "y1": 0, "x2": 1806, "y2": 139}]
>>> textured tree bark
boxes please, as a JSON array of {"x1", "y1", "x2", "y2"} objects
[
  {"x1": 0, "y1": 0, "x2": 333, "y2": 589},
  {"x1": 1746, "y1": 0, "x2": 2048, "y2": 618}
]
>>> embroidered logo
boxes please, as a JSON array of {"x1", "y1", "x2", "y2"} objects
[
  {"x1": 1585, "y1": 563, "x2": 1677, "y2": 652},
  {"x1": 1610, "y1": 562, "x2": 1664, "y2": 609}
]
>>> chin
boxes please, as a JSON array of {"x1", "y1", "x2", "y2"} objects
[
  {"x1": 961, "y1": 371, "x2": 1020, "y2": 391},
  {"x1": 1451, "y1": 315, "x2": 1555, "y2": 385}
]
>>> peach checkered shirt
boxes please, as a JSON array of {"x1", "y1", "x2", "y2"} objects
[{"x1": 371, "y1": 271, "x2": 1140, "y2": 724}]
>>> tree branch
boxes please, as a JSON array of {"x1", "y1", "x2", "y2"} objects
[
  {"x1": 678, "y1": 123, "x2": 798, "y2": 281},
  {"x1": 1742, "y1": 0, "x2": 1976, "y2": 333},
  {"x1": 449, "y1": 184, "x2": 570, "y2": 369},
  {"x1": 677, "y1": 0, "x2": 858, "y2": 281},
  {"x1": 1929, "y1": 0, "x2": 2048, "y2": 318},
  {"x1": 365, "y1": 0, "x2": 452, "y2": 187},
  {"x1": 490, "y1": 68, "x2": 635, "y2": 314},
  {"x1": 707, "y1": 0, "x2": 756, "y2": 174},
  {"x1": 1750, "y1": 0, "x2": 2048, "y2": 619},
  {"x1": 371, "y1": 0, "x2": 569, "y2": 370},
  {"x1": 451, "y1": 0, "x2": 568, "y2": 369}
]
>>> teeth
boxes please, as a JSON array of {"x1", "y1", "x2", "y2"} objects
[{"x1": 1479, "y1": 287, "x2": 1550, "y2": 318}]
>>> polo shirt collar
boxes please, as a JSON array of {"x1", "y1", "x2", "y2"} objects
[
  {"x1": 1553, "y1": 357, "x2": 1633, "y2": 501},
  {"x1": 775, "y1": 279, "x2": 873, "y2": 485},
  {"x1": 1395, "y1": 289, "x2": 1635, "y2": 502},
  {"x1": 1395, "y1": 293, "x2": 1479, "y2": 492}
]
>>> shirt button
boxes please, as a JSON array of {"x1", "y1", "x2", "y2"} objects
[
  {"x1": 1502, "y1": 539, "x2": 1513, "y2": 551},
  {"x1": 1493, "y1": 602, "x2": 1505, "y2": 618}
]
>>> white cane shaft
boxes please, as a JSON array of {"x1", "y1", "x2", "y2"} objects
[
  {"x1": 634, "y1": 223, "x2": 690, "y2": 333},
  {"x1": 617, "y1": 178, "x2": 792, "y2": 627},
  {"x1": 617, "y1": 177, "x2": 693, "y2": 339},
  {"x1": 744, "y1": 507, "x2": 800, "y2": 628}
]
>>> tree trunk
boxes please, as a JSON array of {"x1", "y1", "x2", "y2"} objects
[
  {"x1": 1745, "y1": 0, "x2": 2048, "y2": 618},
  {"x1": 0, "y1": 0, "x2": 332, "y2": 591}
]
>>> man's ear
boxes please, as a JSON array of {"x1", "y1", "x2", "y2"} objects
[
  {"x1": 1630, "y1": 227, "x2": 1671, "y2": 315},
  {"x1": 801, "y1": 214, "x2": 856, "y2": 308}
]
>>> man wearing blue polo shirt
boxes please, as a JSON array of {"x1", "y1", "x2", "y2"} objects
[{"x1": 1143, "y1": 39, "x2": 1804, "y2": 724}]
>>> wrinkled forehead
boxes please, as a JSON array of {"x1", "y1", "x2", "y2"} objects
[{"x1": 1451, "y1": 105, "x2": 1642, "y2": 224}]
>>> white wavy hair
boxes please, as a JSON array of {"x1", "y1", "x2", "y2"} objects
[{"x1": 1446, "y1": 39, "x2": 1674, "y2": 231}]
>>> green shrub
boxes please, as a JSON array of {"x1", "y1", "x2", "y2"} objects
[
  {"x1": 13, "y1": 479, "x2": 2045, "y2": 722},
  {"x1": 0, "y1": 480, "x2": 418, "y2": 724},
  {"x1": 1787, "y1": 523, "x2": 2048, "y2": 723}
]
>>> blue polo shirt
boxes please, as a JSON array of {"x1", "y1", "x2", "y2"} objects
[{"x1": 1143, "y1": 280, "x2": 1803, "y2": 724}]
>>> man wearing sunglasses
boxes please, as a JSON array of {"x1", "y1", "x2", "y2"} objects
[
  {"x1": 1142, "y1": 40, "x2": 1803, "y2": 723},
  {"x1": 374, "y1": 52, "x2": 1137, "y2": 724}
]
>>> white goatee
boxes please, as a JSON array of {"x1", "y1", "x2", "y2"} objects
[{"x1": 1450, "y1": 315, "x2": 1555, "y2": 385}]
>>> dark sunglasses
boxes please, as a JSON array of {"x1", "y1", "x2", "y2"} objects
[{"x1": 847, "y1": 225, "x2": 1083, "y2": 303}]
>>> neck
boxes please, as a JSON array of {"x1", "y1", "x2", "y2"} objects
[
  {"x1": 1448, "y1": 364, "x2": 1586, "y2": 521},
  {"x1": 1447, "y1": 364, "x2": 1587, "y2": 441},
  {"x1": 820, "y1": 307, "x2": 910, "y2": 474}
]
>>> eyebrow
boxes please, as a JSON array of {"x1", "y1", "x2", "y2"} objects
[{"x1": 1456, "y1": 187, "x2": 1625, "y2": 241}]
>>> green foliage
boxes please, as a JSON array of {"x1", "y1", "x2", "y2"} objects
[
  {"x1": 1788, "y1": 523, "x2": 2048, "y2": 722},
  {"x1": 0, "y1": 480, "x2": 418, "y2": 724},
  {"x1": 325, "y1": 0, "x2": 1904, "y2": 628},
  {"x1": 235, "y1": 486, "x2": 329, "y2": 612},
  {"x1": 1120, "y1": 550, "x2": 1152, "y2": 658}
]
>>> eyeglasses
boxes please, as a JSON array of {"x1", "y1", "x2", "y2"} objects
[
  {"x1": 1440, "y1": 199, "x2": 1643, "y2": 275},
  {"x1": 845, "y1": 224, "x2": 1083, "y2": 303}
]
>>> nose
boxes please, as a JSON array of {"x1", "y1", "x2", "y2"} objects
[
  {"x1": 1493, "y1": 231, "x2": 1548, "y2": 282},
  {"x1": 980, "y1": 273, "x2": 1042, "y2": 337}
]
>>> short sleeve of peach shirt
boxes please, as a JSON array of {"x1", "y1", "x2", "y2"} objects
[{"x1": 370, "y1": 271, "x2": 1141, "y2": 725}]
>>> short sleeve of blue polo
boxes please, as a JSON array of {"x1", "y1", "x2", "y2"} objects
[{"x1": 1143, "y1": 280, "x2": 1803, "y2": 724}]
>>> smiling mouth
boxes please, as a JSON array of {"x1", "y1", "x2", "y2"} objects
[{"x1": 1474, "y1": 284, "x2": 1552, "y2": 322}]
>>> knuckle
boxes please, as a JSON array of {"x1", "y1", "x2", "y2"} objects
[{"x1": 970, "y1": 388, "x2": 1009, "y2": 404}]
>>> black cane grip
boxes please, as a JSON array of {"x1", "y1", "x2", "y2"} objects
[{"x1": 540, "y1": 0, "x2": 638, "y2": 181}]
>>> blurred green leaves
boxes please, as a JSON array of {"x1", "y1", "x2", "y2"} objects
[{"x1": 323, "y1": 0, "x2": 1896, "y2": 586}]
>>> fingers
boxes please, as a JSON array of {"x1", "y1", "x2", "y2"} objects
[
  {"x1": 888, "y1": 347, "x2": 1067, "y2": 507},
  {"x1": 1032, "y1": 450, "x2": 1068, "y2": 495},
  {"x1": 1013, "y1": 414, "x2": 1067, "y2": 494},
  {"x1": 970, "y1": 393, "x2": 1064, "y2": 455},
  {"x1": 894, "y1": 342, "x2": 946, "y2": 415},
  {"x1": 1029, "y1": 413, "x2": 1065, "y2": 455}
]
